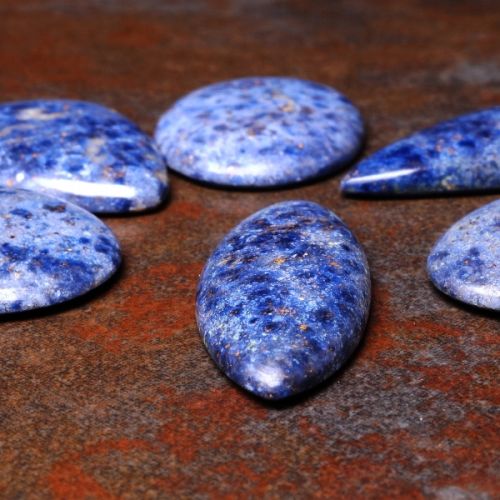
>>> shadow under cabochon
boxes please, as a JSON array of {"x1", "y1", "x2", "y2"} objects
[
  {"x1": 196, "y1": 200, "x2": 371, "y2": 400},
  {"x1": 341, "y1": 107, "x2": 500, "y2": 195},
  {"x1": 0, "y1": 99, "x2": 168, "y2": 213},
  {"x1": 155, "y1": 77, "x2": 364, "y2": 187},
  {"x1": 427, "y1": 199, "x2": 500, "y2": 311},
  {"x1": 0, "y1": 188, "x2": 121, "y2": 313}
]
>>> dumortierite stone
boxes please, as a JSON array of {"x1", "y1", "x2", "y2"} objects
[
  {"x1": 341, "y1": 107, "x2": 500, "y2": 195},
  {"x1": 155, "y1": 77, "x2": 364, "y2": 187},
  {"x1": 428, "y1": 199, "x2": 500, "y2": 311},
  {"x1": 0, "y1": 188, "x2": 121, "y2": 313},
  {"x1": 196, "y1": 201, "x2": 371, "y2": 400},
  {"x1": 0, "y1": 100, "x2": 168, "y2": 213}
]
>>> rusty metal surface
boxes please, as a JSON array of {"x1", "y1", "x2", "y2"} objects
[{"x1": 0, "y1": 1, "x2": 499, "y2": 498}]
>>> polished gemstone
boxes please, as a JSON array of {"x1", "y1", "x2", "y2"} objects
[
  {"x1": 0, "y1": 100, "x2": 168, "y2": 213},
  {"x1": 155, "y1": 77, "x2": 364, "y2": 187},
  {"x1": 341, "y1": 107, "x2": 500, "y2": 195},
  {"x1": 427, "y1": 199, "x2": 500, "y2": 311},
  {"x1": 196, "y1": 200, "x2": 371, "y2": 400},
  {"x1": 0, "y1": 188, "x2": 121, "y2": 313}
]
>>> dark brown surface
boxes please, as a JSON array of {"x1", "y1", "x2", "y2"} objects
[{"x1": 0, "y1": 1, "x2": 499, "y2": 498}]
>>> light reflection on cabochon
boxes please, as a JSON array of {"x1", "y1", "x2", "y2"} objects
[{"x1": 31, "y1": 177, "x2": 138, "y2": 200}]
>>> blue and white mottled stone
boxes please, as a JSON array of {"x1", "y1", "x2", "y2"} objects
[
  {"x1": 341, "y1": 107, "x2": 500, "y2": 195},
  {"x1": 196, "y1": 200, "x2": 371, "y2": 400},
  {"x1": 0, "y1": 100, "x2": 168, "y2": 213},
  {"x1": 155, "y1": 77, "x2": 364, "y2": 187},
  {"x1": 0, "y1": 188, "x2": 121, "y2": 313},
  {"x1": 427, "y1": 199, "x2": 500, "y2": 311}
]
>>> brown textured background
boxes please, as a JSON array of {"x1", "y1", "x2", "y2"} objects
[{"x1": 0, "y1": 0, "x2": 499, "y2": 498}]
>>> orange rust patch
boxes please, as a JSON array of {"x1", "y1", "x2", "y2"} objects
[
  {"x1": 72, "y1": 262, "x2": 204, "y2": 353},
  {"x1": 47, "y1": 463, "x2": 116, "y2": 500}
]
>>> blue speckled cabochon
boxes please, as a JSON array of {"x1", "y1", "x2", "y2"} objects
[
  {"x1": 155, "y1": 77, "x2": 364, "y2": 187},
  {"x1": 0, "y1": 100, "x2": 168, "y2": 213},
  {"x1": 341, "y1": 107, "x2": 500, "y2": 195},
  {"x1": 196, "y1": 200, "x2": 371, "y2": 400},
  {"x1": 0, "y1": 188, "x2": 121, "y2": 313},
  {"x1": 428, "y1": 199, "x2": 500, "y2": 311}
]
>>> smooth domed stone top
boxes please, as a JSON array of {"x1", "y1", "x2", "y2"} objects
[
  {"x1": 341, "y1": 107, "x2": 500, "y2": 195},
  {"x1": 196, "y1": 200, "x2": 371, "y2": 400},
  {"x1": 428, "y1": 199, "x2": 500, "y2": 311},
  {"x1": 0, "y1": 188, "x2": 121, "y2": 313},
  {"x1": 155, "y1": 77, "x2": 364, "y2": 187},
  {"x1": 0, "y1": 100, "x2": 168, "y2": 213}
]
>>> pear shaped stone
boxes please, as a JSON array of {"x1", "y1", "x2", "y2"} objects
[
  {"x1": 0, "y1": 188, "x2": 121, "y2": 313},
  {"x1": 428, "y1": 199, "x2": 500, "y2": 311},
  {"x1": 196, "y1": 201, "x2": 371, "y2": 400},
  {"x1": 0, "y1": 100, "x2": 168, "y2": 213},
  {"x1": 341, "y1": 107, "x2": 500, "y2": 195},
  {"x1": 155, "y1": 77, "x2": 364, "y2": 187}
]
